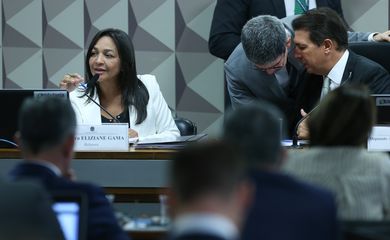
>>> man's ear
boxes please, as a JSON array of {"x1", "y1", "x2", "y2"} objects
[
  {"x1": 13, "y1": 131, "x2": 21, "y2": 147},
  {"x1": 286, "y1": 36, "x2": 292, "y2": 48},
  {"x1": 323, "y1": 39, "x2": 334, "y2": 54},
  {"x1": 62, "y1": 135, "x2": 75, "y2": 159},
  {"x1": 237, "y1": 180, "x2": 255, "y2": 210}
]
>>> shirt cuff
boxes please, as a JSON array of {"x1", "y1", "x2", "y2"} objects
[{"x1": 368, "y1": 32, "x2": 379, "y2": 42}]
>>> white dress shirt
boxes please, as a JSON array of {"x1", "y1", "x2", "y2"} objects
[
  {"x1": 171, "y1": 213, "x2": 239, "y2": 240},
  {"x1": 284, "y1": 0, "x2": 317, "y2": 16},
  {"x1": 327, "y1": 50, "x2": 350, "y2": 90}
]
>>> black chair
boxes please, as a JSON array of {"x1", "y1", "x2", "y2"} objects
[
  {"x1": 349, "y1": 42, "x2": 390, "y2": 73},
  {"x1": 341, "y1": 220, "x2": 390, "y2": 240},
  {"x1": 174, "y1": 117, "x2": 197, "y2": 136}
]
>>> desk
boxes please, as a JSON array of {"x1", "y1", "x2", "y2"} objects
[{"x1": 0, "y1": 148, "x2": 176, "y2": 202}]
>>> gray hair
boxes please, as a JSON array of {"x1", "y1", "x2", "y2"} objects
[
  {"x1": 18, "y1": 97, "x2": 76, "y2": 154},
  {"x1": 241, "y1": 15, "x2": 287, "y2": 65}
]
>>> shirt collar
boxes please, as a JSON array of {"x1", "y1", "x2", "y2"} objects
[
  {"x1": 171, "y1": 213, "x2": 239, "y2": 240},
  {"x1": 25, "y1": 160, "x2": 62, "y2": 176},
  {"x1": 327, "y1": 50, "x2": 349, "y2": 87}
]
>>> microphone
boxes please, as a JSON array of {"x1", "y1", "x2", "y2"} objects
[
  {"x1": 291, "y1": 71, "x2": 352, "y2": 147},
  {"x1": 83, "y1": 74, "x2": 120, "y2": 123}
]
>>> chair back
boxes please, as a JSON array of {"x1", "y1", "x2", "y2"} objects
[
  {"x1": 349, "y1": 42, "x2": 390, "y2": 73},
  {"x1": 341, "y1": 220, "x2": 390, "y2": 240},
  {"x1": 174, "y1": 117, "x2": 197, "y2": 136}
]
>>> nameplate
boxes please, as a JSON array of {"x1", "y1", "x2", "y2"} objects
[
  {"x1": 75, "y1": 124, "x2": 129, "y2": 151},
  {"x1": 367, "y1": 126, "x2": 390, "y2": 151}
]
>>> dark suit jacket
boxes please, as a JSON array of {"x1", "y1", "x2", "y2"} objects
[
  {"x1": 242, "y1": 170, "x2": 339, "y2": 240},
  {"x1": 296, "y1": 51, "x2": 390, "y2": 114},
  {"x1": 225, "y1": 43, "x2": 305, "y2": 136},
  {"x1": 169, "y1": 233, "x2": 230, "y2": 240},
  {"x1": 9, "y1": 162, "x2": 130, "y2": 240},
  {"x1": 209, "y1": 0, "x2": 344, "y2": 60},
  {"x1": 0, "y1": 181, "x2": 64, "y2": 240}
]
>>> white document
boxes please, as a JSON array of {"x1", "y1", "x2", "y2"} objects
[
  {"x1": 75, "y1": 124, "x2": 129, "y2": 151},
  {"x1": 367, "y1": 126, "x2": 390, "y2": 151}
]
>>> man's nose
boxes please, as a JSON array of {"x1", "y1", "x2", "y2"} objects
[
  {"x1": 294, "y1": 49, "x2": 302, "y2": 59},
  {"x1": 266, "y1": 69, "x2": 277, "y2": 75}
]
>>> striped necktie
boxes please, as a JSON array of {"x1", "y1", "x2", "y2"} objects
[{"x1": 295, "y1": 0, "x2": 308, "y2": 14}]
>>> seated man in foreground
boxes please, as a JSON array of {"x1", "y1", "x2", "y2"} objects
[
  {"x1": 168, "y1": 141, "x2": 252, "y2": 240},
  {"x1": 8, "y1": 97, "x2": 129, "y2": 240},
  {"x1": 223, "y1": 102, "x2": 339, "y2": 240}
]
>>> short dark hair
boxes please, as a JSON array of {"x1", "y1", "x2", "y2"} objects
[
  {"x1": 171, "y1": 141, "x2": 245, "y2": 203},
  {"x1": 309, "y1": 84, "x2": 376, "y2": 146},
  {"x1": 18, "y1": 97, "x2": 76, "y2": 154},
  {"x1": 292, "y1": 7, "x2": 348, "y2": 51},
  {"x1": 84, "y1": 28, "x2": 149, "y2": 124},
  {"x1": 223, "y1": 102, "x2": 285, "y2": 167}
]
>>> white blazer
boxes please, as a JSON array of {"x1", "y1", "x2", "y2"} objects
[{"x1": 70, "y1": 74, "x2": 180, "y2": 141}]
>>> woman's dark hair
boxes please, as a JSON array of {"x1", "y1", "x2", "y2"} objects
[
  {"x1": 309, "y1": 84, "x2": 376, "y2": 147},
  {"x1": 83, "y1": 28, "x2": 149, "y2": 124}
]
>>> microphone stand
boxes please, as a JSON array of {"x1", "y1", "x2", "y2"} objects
[
  {"x1": 83, "y1": 94, "x2": 120, "y2": 124},
  {"x1": 291, "y1": 71, "x2": 352, "y2": 148},
  {"x1": 83, "y1": 74, "x2": 120, "y2": 124}
]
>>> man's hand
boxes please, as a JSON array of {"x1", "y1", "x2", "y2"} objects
[
  {"x1": 373, "y1": 30, "x2": 390, "y2": 42},
  {"x1": 297, "y1": 109, "x2": 310, "y2": 140}
]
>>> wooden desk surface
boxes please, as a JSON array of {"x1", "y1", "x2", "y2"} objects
[
  {"x1": 0, "y1": 148, "x2": 176, "y2": 203},
  {"x1": 0, "y1": 148, "x2": 177, "y2": 160}
]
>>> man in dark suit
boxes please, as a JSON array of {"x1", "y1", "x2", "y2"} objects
[
  {"x1": 223, "y1": 102, "x2": 339, "y2": 240},
  {"x1": 168, "y1": 141, "x2": 252, "y2": 240},
  {"x1": 0, "y1": 181, "x2": 64, "y2": 240},
  {"x1": 8, "y1": 97, "x2": 129, "y2": 240},
  {"x1": 209, "y1": 0, "x2": 345, "y2": 60},
  {"x1": 292, "y1": 8, "x2": 390, "y2": 138}
]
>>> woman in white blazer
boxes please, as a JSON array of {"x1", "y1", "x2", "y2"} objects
[{"x1": 60, "y1": 28, "x2": 179, "y2": 141}]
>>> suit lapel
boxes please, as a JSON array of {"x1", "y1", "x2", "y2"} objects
[
  {"x1": 286, "y1": 51, "x2": 305, "y2": 90},
  {"x1": 341, "y1": 52, "x2": 356, "y2": 84}
]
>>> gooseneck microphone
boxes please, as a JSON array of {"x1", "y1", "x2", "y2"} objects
[
  {"x1": 83, "y1": 74, "x2": 120, "y2": 123},
  {"x1": 291, "y1": 72, "x2": 352, "y2": 147}
]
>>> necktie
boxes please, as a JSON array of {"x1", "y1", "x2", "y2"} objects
[
  {"x1": 321, "y1": 76, "x2": 331, "y2": 99},
  {"x1": 294, "y1": 0, "x2": 308, "y2": 15}
]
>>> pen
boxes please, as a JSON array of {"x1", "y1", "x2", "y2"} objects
[{"x1": 66, "y1": 73, "x2": 79, "y2": 78}]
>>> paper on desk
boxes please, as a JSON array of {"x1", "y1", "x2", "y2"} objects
[
  {"x1": 368, "y1": 126, "x2": 390, "y2": 151},
  {"x1": 128, "y1": 134, "x2": 207, "y2": 149}
]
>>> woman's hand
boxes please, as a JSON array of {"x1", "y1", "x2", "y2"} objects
[
  {"x1": 128, "y1": 129, "x2": 139, "y2": 138},
  {"x1": 60, "y1": 73, "x2": 84, "y2": 92}
]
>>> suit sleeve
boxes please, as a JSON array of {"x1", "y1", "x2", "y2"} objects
[
  {"x1": 224, "y1": 61, "x2": 256, "y2": 108},
  {"x1": 209, "y1": 0, "x2": 251, "y2": 60},
  {"x1": 142, "y1": 76, "x2": 180, "y2": 141},
  {"x1": 347, "y1": 31, "x2": 371, "y2": 42},
  {"x1": 83, "y1": 185, "x2": 130, "y2": 240}
]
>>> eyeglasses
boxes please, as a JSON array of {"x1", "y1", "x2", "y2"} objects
[{"x1": 255, "y1": 50, "x2": 286, "y2": 72}]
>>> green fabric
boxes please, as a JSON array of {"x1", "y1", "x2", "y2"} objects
[{"x1": 294, "y1": 0, "x2": 308, "y2": 14}]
